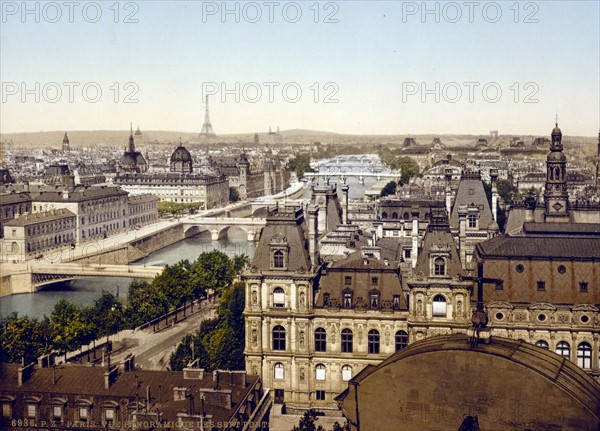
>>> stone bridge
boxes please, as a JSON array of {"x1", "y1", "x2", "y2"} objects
[
  {"x1": 182, "y1": 217, "x2": 267, "y2": 241},
  {"x1": 29, "y1": 262, "x2": 163, "y2": 291},
  {"x1": 304, "y1": 171, "x2": 401, "y2": 185}
]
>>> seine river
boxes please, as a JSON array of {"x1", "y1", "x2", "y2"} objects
[{"x1": 0, "y1": 163, "x2": 380, "y2": 319}]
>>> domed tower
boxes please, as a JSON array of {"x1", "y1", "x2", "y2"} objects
[
  {"x1": 544, "y1": 122, "x2": 569, "y2": 222},
  {"x1": 170, "y1": 141, "x2": 193, "y2": 174}
]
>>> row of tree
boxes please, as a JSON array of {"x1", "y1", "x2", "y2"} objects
[
  {"x1": 157, "y1": 201, "x2": 203, "y2": 217},
  {"x1": 168, "y1": 280, "x2": 245, "y2": 372},
  {"x1": 0, "y1": 251, "x2": 247, "y2": 365}
]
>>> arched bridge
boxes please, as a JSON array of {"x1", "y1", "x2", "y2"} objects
[
  {"x1": 29, "y1": 262, "x2": 163, "y2": 290},
  {"x1": 304, "y1": 172, "x2": 401, "y2": 185},
  {"x1": 182, "y1": 217, "x2": 266, "y2": 241}
]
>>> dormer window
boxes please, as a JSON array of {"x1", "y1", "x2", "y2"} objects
[
  {"x1": 371, "y1": 277, "x2": 379, "y2": 286},
  {"x1": 273, "y1": 250, "x2": 284, "y2": 268},
  {"x1": 432, "y1": 295, "x2": 447, "y2": 317},
  {"x1": 370, "y1": 292, "x2": 379, "y2": 309},
  {"x1": 433, "y1": 257, "x2": 446, "y2": 276},
  {"x1": 343, "y1": 290, "x2": 353, "y2": 308},
  {"x1": 467, "y1": 213, "x2": 477, "y2": 228},
  {"x1": 344, "y1": 276, "x2": 352, "y2": 286}
]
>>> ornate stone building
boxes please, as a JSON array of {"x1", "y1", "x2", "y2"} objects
[{"x1": 118, "y1": 127, "x2": 147, "y2": 174}]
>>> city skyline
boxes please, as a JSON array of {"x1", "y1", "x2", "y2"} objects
[{"x1": 1, "y1": 1, "x2": 599, "y2": 136}]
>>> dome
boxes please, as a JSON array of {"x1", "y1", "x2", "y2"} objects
[
  {"x1": 547, "y1": 150, "x2": 566, "y2": 162},
  {"x1": 552, "y1": 123, "x2": 562, "y2": 135},
  {"x1": 170, "y1": 144, "x2": 192, "y2": 163}
]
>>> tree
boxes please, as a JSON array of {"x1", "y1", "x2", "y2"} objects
[
  {"x1": 397, "y1": 157, "x2": 420, "y2": 184},
  {"x1": 496, "y1": 178, "x2": 519, "y2": 205},
  {"x1": 229, "y1": 187, "x2": 240, "y2": 202},
  {"x1": 50, "y1": 299, "x2": 93, "y2": 359},
  {"x1": 232, "y1": 254, "x2": 249, "y2": 274},
  {"x1": 380, "y1": 181, "x2": 397, "y2": 197},
  {"x1": 292, "y1": 410, "x2": 324, "y2": 431},
  {"x1": 126, "y1": 280, "x2": 169, "y2": 327},
  {"x1": 87, "y1": 291, "x2": 125, "y2": 340},
  {"x1": 191, "y1": 251, "x2": 236, "y2": 299},
  {"x1": 289, "y1": 153, "x2": 314, "y2": 178},
  {"x1": 332, "y1": 422, "x2": 351, "y2": 431}
]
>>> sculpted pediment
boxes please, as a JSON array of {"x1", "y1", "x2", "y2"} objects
[
  {"x1": 571, "y1": 304, "x2": 599, "y2": 312},
  {"x1": 528, "y1": 303, "x2": 556, "y2": 311},
  {"x1": 487, "y1": 301, "x2": 514, "y2": 310}
]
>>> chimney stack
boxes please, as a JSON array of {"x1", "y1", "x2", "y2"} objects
[
  {"x1": 341, "y1": 184, "x2": 349, "y2": 224},
  {"x1": 307, "y1": 205, "x2": 319, "y2": 269},
  {"x1": 490, "y1": 169, "x2": 498, "y2": 222}
]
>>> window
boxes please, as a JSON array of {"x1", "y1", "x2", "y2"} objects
[
  {"x1": 469, "y1": 188, "x2": 474, "y2": 195},
  {"x1": 403, "y1": 212, "x2": 410, "y2": 220},
  {"x1": 273, "y1": 250, "x2": 284, "y2": 268},
  {"x1": 395, "y1": 331, "x2": 408, "y2": 351},
  {"x1": 342, "y1": 365, "x2": 352, "y2": 381},
  {"x1": 368, "y1": 330, "x2": 380, "y2": 354},
  {"x1": 535, "y1": 340, "x2": 549, "y2": 349},
  {"x1": 370, "y1": 293, "x2": 379, "y2": 309},
  {"x1": 273, "y1": 288, "x2": 285, "y2": 307},
  {"x1": 315, "y1": 364, "x2": 326, "y2": 381},
  {"x1": 381, "y1": 212, "x2": 387, "y2": 219},
  {"x1": 392, "y1": 212, "x2": 398, "y2": 220},
  {"x1": 555, "y1": 341, "x2": 570, "y2": 359},
  {"x1": 104, "y1": 408, "x2": 115, "y2": 424},
  {"x1": 315, "y1": 390, "x2": 326, "y2": 401},
  {"x1": 467, "y1": 213, "x2": 477, "y2": 228},
  {"x1": 432, "y1": 295, "x2": 447, "y2": 317},
  {"x1": 274, "y1": 363, "x2": 284, "y2": 380},
  {"x1": 577, "y1": 342, "x2": 592, "y2": 369},
  {"x1": 341, "y1": 329, "x2": 353, "y2": 353},
  {"x1": 557, "y1": 265, "x2": 566, "y2": 274},
  {"x1": 343, "y1": 291, "x2": 353, "y2": 308},
  {"x1": 371, "y1": 277, "x2": 379, "y2": 286},
  {"x1": 393, "y1": 295, "x2": 400, "y2": 310},
  {"x1": 272, "y1": 325, "x2": 286, "y2": 351},
  {"x1": 537, "y1": 281, "x2": 545, "y2": 291},
  {"x1": 2, "y1": 403, "x2": 12, "y2": 419},
  {"x1": 344, "y1": 276, "x2": 352, "y2": 286},
  {"x1": 580, "y1": 282, "x2": 588, "y2": 293},
  {"x1": 26, "y1": 404, "x2": 37, "y2": 419},
  {"x1": 433, "y1": 258, "x2": 446, "y2": 276},
  {"x1": 404, "y1": 249, "x2": 411, "y2": 259},
  {"x1": 52, "y1": 405, "x2": 62, "y2": 421},
  {"x1": 78, "y1": 407, "x2": 89, "y2": 422},
  {"x1": 314, "y1": 328, "x2": 326, "y2": 352},
  {"x1": 323, "y1": 293, "x2": 330, "y2": 307}
]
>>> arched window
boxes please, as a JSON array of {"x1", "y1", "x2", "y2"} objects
[
  {"x1": 272, "y1": 325, "x2": 286, "y2": 351},
  {"x1": 315, "y1": 364, "x2": 326, "y2": 381},
  {"x1": 341, "y1": 329, "x2": 353, "y2": 353},
  {"x1": 273, "y1": 288, "x2": 285, "y2": 307},
  {"x1": 341, "y1": 365, "x2": 352, "y2": 381},
  {"x1": 403, "y1": 212, "x2": 410, "y2": 220},
  {"x1": 434, "y1": 257, "x2": 446, "y2": 276},
  {"x1": 314, "y1": 328, "x2": 326, "y2": 352},
  {"x1": 273, "y1": 250, "x2": 284, "y2": 268},
  {"x1": 555, "y1": 341, "x2": 570, "y2": 359},
  {"x1": 368, "y1": 330, "x2": 380, "y2": 354},
  {"x1": 535, "y1": 340, "x2": 549, "y2": 350},
  {"x1": 395, "y1": 330, "x2": 408, "y2": 351},
  {"x1": 381, "y1": 212, "x2": 388, "y2": 219},
  {"x1": 392, "y1": 212, "x2": 398, "y2": 220},
  {"x1": 432, "y1": 295, "x2": 447, "y2": 317},
  {"x1": 274, "y1": 362, "x2": 284, "y2": 380},
  {"x1": 577, "y1": 342, "x2": 592, "y2": 369}
]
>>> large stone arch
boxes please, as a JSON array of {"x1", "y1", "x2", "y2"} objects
[
  {"x1": 183, "y1": 225, "x2": 210, "y2": 238},
  {"x1": 337, "y1": 334, "x2": 600, "y2": 431}
]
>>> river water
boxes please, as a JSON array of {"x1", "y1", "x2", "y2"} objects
[{"x1": 0, "y1": 161, "x2": 384, "y2": 319}]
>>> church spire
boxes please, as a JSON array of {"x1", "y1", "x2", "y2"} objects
[{"x1": 128, "y1": 123, "x2": 136, "y2": 153}]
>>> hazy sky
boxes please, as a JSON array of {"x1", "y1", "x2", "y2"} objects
[{"x1": 1, "y1": 1, "x2": 599, "y2": 136}]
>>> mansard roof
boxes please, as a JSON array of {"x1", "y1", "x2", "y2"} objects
[
  {"x1": 449, "y1": 171, "x2": 494, "y2": 230},
  {"x1": 249, "y1": 207, "x2": 312, "y2": 273}
]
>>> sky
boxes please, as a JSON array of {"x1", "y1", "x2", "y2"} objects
[{"x1": 1, "y1": 1, "x2": 599, "y2": 136}]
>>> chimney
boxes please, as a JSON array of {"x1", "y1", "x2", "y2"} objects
[
  {"x1": 490, "y1": 169, "x2": 499, "y2": 222},
  {"x1": 17, "y1": 362, "x2": 35, "y2": 387},
  {"x1": 123, "y1": 354, "x2": 135, "y2": 372},
  {"x1": 62, "y1": 190, "x2": 69, "y2": 200},
  {"x1": 445, "y1": 168, "x2": 454, "y2": 215},
  {"x1": 524, "y1": 196, "x2": 536, "y2": 222},
  {"x1": 458, "y1": 205, "x2": 468, "y2": 264},
  {"x1": 341, "y1": 184, "x2": 349, "y2": 224},
  {"x1": 411, "y1": 210, "x2": 419, "y2": 268},
  {"x1": 307, "y1": 205, "x2": 319, "y2": 269},
  {"x1": 104, "y1": 365, "x2": 118, "y2": 389}
]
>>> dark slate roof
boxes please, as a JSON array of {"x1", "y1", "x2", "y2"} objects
[
  {"x1": 414, "y1": 221, "x2": 464, "y2": 278},
  {"x1": 5, "y1": 208, "x2": 75, "y2": 226},
  {"x1": 31, "y1": 186, "x2": 128, "y2": 202},
  {"x1": 478, "y1": 220, "x2": 600, "y2": 259},
  {"x1": 0, "y1": 192, "x2": 31, "y2": 206},
  {"x1": 0, "y1": 363, "x2": 259, "y2": 426},
  {"x1": 250, "y1": 207, "x2": 312, "y2": 273},
  {"x1": 450, "y1": 173, "x2": 494, "y2": 230}
]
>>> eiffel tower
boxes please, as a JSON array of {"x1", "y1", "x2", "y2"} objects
[{"x1": 199, "y1": 95, "x2": 216, "y2": 138}]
